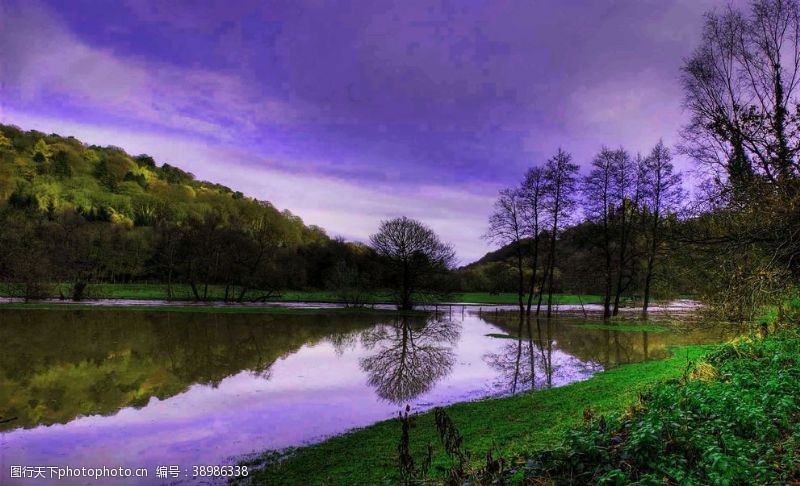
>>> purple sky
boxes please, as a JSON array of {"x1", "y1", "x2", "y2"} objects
[{"x1": 0, "y1": 0, "x2": 738, "y2": 262}]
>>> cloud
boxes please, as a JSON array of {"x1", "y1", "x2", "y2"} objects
[{"x1": 0, "y1": 1, "x2": 299, "y2": 142}]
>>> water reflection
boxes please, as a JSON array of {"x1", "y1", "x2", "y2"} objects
[
  {"x1": 483, "y1": 317, "x2": 606, "y2": 394},
  {"x1": 0, "y1": 308, "x2": 741, "y2": 484},
  {"x1": 360, "y1": 316, "x2": 460, "y2": 403},
  {"x1": 0, "y1": 310, "x2": 378, "y2": 431},
  {"x1": 484, "y1": 318, "x2": 547, "y2": 394}
]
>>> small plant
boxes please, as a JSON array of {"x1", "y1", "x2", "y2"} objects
[
  {"x1": 397, "y1": 405, "x2": 432, "y2": 484},
  {"x1": 397, "y1": 406, "x2": 506, "y2": 484}
]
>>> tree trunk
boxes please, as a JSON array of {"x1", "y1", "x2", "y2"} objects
[
  {"x1": 525, "y1": 236, "x2": 540, "y2": 316},
  {"x1": 642, "y1": 212, "x2": 659, "y2": 317},
  {"x1": 515, "y1": 241, "x2": 525, "y2": 314},
  {"x1": 612, "y1": 201, "x2": 630, "y2": 316}
]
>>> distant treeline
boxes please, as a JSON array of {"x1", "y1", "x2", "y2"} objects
[
  {"x1": 0, "y1": 124, "x2": 377, "y2": 301},
  {"x1": 0, "y1": 124, "x2": 758, "y2": 312}
]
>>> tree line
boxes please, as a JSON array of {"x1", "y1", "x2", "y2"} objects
[
  {"x1": 483, "y1": 142, "x2": 683, "y2": 318},
  {"x1": 476, "y1": 0, "x2": 800, "y2": 322},
  {"x1": 0, "y1": 124, "x2": 459, "y2": 307}
]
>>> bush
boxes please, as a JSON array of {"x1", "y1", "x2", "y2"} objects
[{"x1": 521, "y1": 332, "x2": 800, "y2": 484}]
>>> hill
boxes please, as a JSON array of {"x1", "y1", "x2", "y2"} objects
[
  {"x1": 455, "y1": 221, "x2": 698, "y2": 300},
  {"x1": 0, "y1": 124, "x2": 324, "y2": 240},
  {"x1": 0, "y1": 124, "x2": 370, "y2": 301}
]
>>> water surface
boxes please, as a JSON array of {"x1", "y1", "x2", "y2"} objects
[{"x1": 0, "y1": 308, "x2": 736, "y2": 484}]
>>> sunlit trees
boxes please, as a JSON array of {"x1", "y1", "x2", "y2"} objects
[
  {"x1": 370, "y1": 216, "x2": 456, "y2": 310},
  {"x1": 0, "y1": 124, "x2": 366, "y2": 302}
]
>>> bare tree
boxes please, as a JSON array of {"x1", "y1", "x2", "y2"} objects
[
  {"x1": 641, "y1": 141, "x2": 684, "y2": 316},
  {"x1": 520, "y1": 166, "x2": 548, "y2": 315},
  {"x1": 540, "y1": 149, "x2": 580, "y2": 317},
  {"x1": 370, "y1": 216, "x2": 456, "y2": 310},
  {"x1": 681, "y1": 0, "x2": 800, "y2": 309},
  {"x1": 484, "y1": 188, "x2": 526, "y2": 313},
  {"x1": 610, "y1": 149, "x2": 644, "y2": 315},
  {"x1": 583, "y1": 148, "x2": 617, "y2": 318},
  {"x1": 682, "y1": 0, "x2": 800, "y2": 187}
]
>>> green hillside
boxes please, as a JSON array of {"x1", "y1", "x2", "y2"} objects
[
  {"x1": 0, "y1": 124, "x2": 324, "y2": 240},
  {"x1": 0, "y1": 124, "x2": 374, "y2": 301}
]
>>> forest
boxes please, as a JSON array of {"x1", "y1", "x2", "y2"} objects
[{"x1": 0, "y1": 124, "x2": 360, "y2": 301}]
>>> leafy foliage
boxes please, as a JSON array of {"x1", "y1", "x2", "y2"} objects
[
  {"x1": 522, "y1": 331, "x2": 800, "y2": 484},
  {"x1": 0, "y1": 124, "x2": 384, "y2": 300}
]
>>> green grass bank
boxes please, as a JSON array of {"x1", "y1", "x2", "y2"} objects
[
  {"x1": 0, "y1": 302, "x2": 430, "y2": 317},
  {"x1": 0, "y1": 282, "x2": 602, "y2": 306},
  {"x1": 520, "y1": 330, "x2": 800, "y2": 484},
  {"x1": 241, "y1": 345, "x2": 713, "y2": 485}
]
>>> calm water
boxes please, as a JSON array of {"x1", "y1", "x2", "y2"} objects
[{"x1": 0, "y1": 308, "x2": 736, "y2": 484}]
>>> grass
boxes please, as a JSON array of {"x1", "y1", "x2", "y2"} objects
[
  {"x1": 485, "y1": 333, "x2": 517, "y2": 339},
  {"x1": 241, "y1": 345, "x2": 712, "y2": 485},
  {"x1": 0, "y1": 282, "x2": 602, "y2": 306},
  {"x1": 446, "y1": 292, "x2": 602, "y2": 305},
  {"x1": 0, "y1": 302, "x2": 425, "y2": 316},
  {"x1": 521, "y1": 331, "x2": 800, "y2": 484}
]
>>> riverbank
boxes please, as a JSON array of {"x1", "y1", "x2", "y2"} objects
[
  {"x1": 521, "y1": 330, "x2": 800, "y2": 484},
  {"x1": 0, "y1": 283, "x2": 601, "y2": 306},
  {"x1": 239, "y1": 344, "x2": 714, "y2": 485},
  {"x1": 0, "y1": 302, "x2": 429, "y2": 316}
]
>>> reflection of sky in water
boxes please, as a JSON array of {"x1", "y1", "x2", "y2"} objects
[{"x1": 0, "y1": 312, "x2": 732, "y2": 485}]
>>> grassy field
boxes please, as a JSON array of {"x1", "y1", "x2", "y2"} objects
[
  {"x1": 442, "y1": 292, "x2": 602, "y2": 305},
  {"x1": 242, "y1": 345, "x2": 712, "y2": 485},
  {"x1": 0, "y1": 302, "x2": 427, "y2": 316},
  {"x1": 0, "y1": 283, "x2": 602, "y2": 306}
]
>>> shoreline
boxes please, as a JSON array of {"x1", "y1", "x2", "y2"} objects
[
  {"x1": 238, "y1": 343, "x2": 716, "y2": 485},
  {"x1": 0, "y1": 296, "x2": 700, "y2": 316}
]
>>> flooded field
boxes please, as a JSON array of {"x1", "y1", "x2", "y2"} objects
[{"x1": 0, "y1": 307, "x2": 738, "y2": 484}]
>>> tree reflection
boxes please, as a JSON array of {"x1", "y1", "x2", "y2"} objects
[
  {"x1": 484, "y1": 317, "x2": 554, "y2": 394},
  {"x1": 0, "y1": 310, "x2": 380, "y2": 430},
  {"x1": 359, "y1": 315, "x2": 460, "y2": 404}
]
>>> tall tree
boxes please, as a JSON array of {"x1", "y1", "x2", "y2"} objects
[
  {"x1": 583, "y1": 148, "x2": 617, "y2": 318},
  {"x1": 541, "y1": 149, "x2": 580, "y2": 317},
  {"x1": 370, "y1": 217, "x2": 456, "y2": 310},
  {"x1": 520, "y1": 166, "x2": 548, "y2": 315},
  {"x1": 610, "y1": 149, "x2": 643, "y2": 315},
  {"x1": 485, "y1": 188, "x2": 526, "y2": 313},
  {"x1": 581, "y1": 147, "x2": 618, "y2": 319},
  {"x1": 641, "y1": 141, "x2": 683, "y2": 316},
  {"x1": 681, "y1": 0, "x2": 800, "y2": 314}
]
